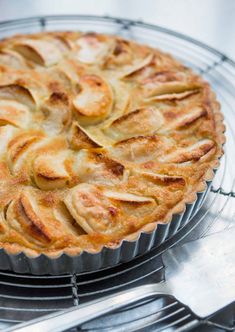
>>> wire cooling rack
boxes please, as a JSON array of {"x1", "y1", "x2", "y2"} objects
[{"x1": 0, "y1": 15, "x2": 234, "y2": 332}]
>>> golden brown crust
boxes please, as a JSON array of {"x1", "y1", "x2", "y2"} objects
[{"x1": 0, "y1": 31, "x2": 225, "y2": 257}]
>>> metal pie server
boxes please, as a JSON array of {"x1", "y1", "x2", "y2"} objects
[{"x1": 7, "y1": 227, "x2": 235, "y2": 332}]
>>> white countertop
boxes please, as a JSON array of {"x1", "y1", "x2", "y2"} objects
[{"x1": 0, "y1": 0, "x2": 234, "y2": 60}]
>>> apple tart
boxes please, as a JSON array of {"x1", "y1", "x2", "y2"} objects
[{"x1": 0, "y1": 31, "x2": 224, "y2": 259}]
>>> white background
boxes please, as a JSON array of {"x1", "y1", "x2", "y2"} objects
[{"x1": 0, "y1": 0, "x2": 234, "y2": 60}]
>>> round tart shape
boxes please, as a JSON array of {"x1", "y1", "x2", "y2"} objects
[{"x1": 0, "y1": 31, "x2": 225, "y2": 269}]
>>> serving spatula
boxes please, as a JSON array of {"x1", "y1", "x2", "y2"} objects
[{"x1": 8, "y1": 227, "x2": 235, "y2": 332}]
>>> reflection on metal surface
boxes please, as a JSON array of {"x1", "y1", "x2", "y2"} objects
[
  {"x1": 164, "y1": 228, "x2": 235, "y2": 318},
  {"x1": 0, "y1": 15, "x2": 233, "y2": 332},
  {"x1": 7, "y1": 228, "x2": 235, "y2": 332}
]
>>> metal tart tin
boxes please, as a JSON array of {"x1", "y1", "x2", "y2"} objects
[
  {"x1": 0, "y1": 181, "x2": 211, "y2": 275},
  {"x1": 0, "y1": 16, "x2": 224, "y2": 275}
]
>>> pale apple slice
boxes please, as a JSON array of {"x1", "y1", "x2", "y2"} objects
[
  {"x1": 103, "y1": 190, "x2": 155, "y2": 204},
  {"x1": 14, "y1": 39, "x2": 63, "y2": 66},
  {"x1": 0, "y1": 125, "x2": 17, "y2": 155},
  {"x1": 99, "y1": 79, "x2": 131, "y2": 129},
  {"x1": 0, "y1": 49, "x2": 28, "y2": 69},
  {"x1": 76, "y1": 33, "x2": 112, "y2": 64},
  {"x1": 0, "y1": 100, "x2": 30, "y2": 128},
  {"x1": 0, "y1": 84, "x2": 36, "y2": 111}
]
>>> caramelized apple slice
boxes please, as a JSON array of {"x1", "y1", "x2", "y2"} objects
[
  {"x1": 33, "y1": 153, "x2": 70, "y2": 190},
  {"x1": 104, "y1": 38, "x2": 154, "y2": 77},
  {"x1": 6, "y1": 190, "x2": 77, "y2": 246},
  {"x1": 41, "y1": 92, "x2": 72, "y2": 135},
  {"x1": 72, "y1": 150, "x2": 125, "y2": 185},
  {"x1": 142, "y1": 70, "x2": 186, "y2": 84},
  {"x1": 159, "y1": 106, "x2": 207, "y2": 133},
  {"x1": 119, "y1": 53, "x2": 154, "y2": 78},
  {"x1": 138, "y1": 70, "x2": 200, "y2": 100},
  {"x1": 105, "y1": 107, "x2": 164, "y2": 141},
  {"x1": 108, "y1": 135, "x2": 171, "y2": 163},
  {"x1": 6, "y1": 192, "x2": 52, "y2": 244},
  {"x1": 142, "y1": 79, "x2": 199, "y2": 97},
  {"x1": 73, "y1": 74, "x2": 113, "y2": 125},
  {"x1": 132, "y1": 169, "x2": 186, "y2": 190},
  {"x1": 68, "y1": 121, "x2": 102, "y2": 150},
  {"x1": 159, "y1": 139, "x2": 216, "y2": 163},
  {"x1": 7, "y1": 130, "x2": 45, "y2": 173},
  {"x1": 105, "y1": 39, "x2": 133, "y2": 67},
  {"x1": 145, "y1": 89, "x2": 200, "y2": 101},
  {"x1": 0, "y1": 215, "x2": 7, "y2": 234}
]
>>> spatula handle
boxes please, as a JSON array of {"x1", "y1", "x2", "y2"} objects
[{"x1": 7, "y1": 283, "x2": 170, "y2": 332}]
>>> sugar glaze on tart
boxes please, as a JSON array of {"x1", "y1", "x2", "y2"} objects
[{"x1": 0, "y1": 31, "x2": 225, "y2": 257}]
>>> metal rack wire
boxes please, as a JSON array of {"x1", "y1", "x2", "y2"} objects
[{"x1": 0, "y1": 15, "x2": 234, "y2": 332}]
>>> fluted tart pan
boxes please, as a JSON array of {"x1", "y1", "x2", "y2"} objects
[{"x1": 0, "y1": 28, "x2": 225, "y2": 274}]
